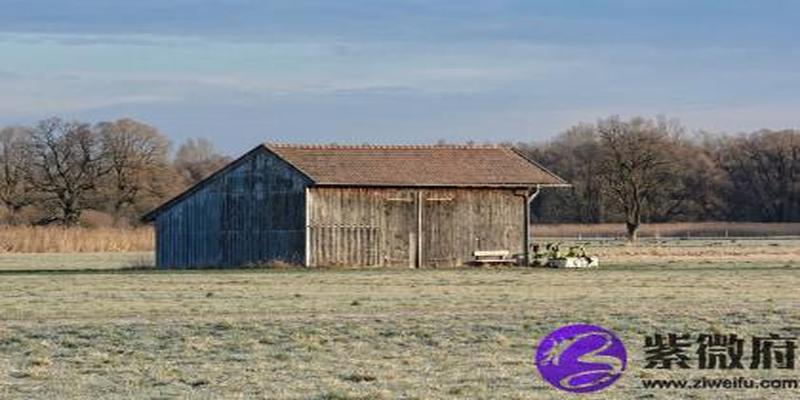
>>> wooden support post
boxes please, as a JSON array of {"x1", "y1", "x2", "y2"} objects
[
  {"x1": 416, "y1": 190, "x2": 423, "y2": 268},
  {"x1": 305, "y1": 187, "x2": 312, "y2": 267},
  {"x1": 409, "y1": 232, "x2": 416, "y2": 268},
  {"x1": 524, "y1": 185, "x2": 541, "y2": 266}
]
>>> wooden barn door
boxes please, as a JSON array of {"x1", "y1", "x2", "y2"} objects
[
  {"x1": 306, "y1": 188, "x2": 382, "y2": 267},
  {"x1": 382, "y1": 190, "x2": 418, "y2": 267},
  {"x1": 422, "y1": 191, "x2": 457, "y2": 267}
]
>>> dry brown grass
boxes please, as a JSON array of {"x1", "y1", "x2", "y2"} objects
[
  {"x1": 534, "y1": 222, "x2": 800, "y2": 238},
  {"x1": 532, "y1": 237, "x2": 800, "y2": 264},
  {"x1": 0, "y1": 226, "x2": 153, "y2": 253},
  {"x1": 582, "y1": 238, "x2": 800, "y2": 263},
  {"x1": 0, "y1": 222, "x2": 796, "y2": 254}
]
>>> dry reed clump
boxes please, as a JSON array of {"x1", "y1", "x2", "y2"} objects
[{"x1": 0, "y1": 226, "x2": 153, "y2": 253}]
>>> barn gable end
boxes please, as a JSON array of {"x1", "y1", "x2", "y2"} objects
[{"x1": 149, "y1": 146, "x2": 312, "y2": 268}]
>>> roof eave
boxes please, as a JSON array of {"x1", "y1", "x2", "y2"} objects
[
  {"x1": 141, "y1": 144, "x2": 319, "y2": 223},
  {"x1": 311, "y1": 182, "x2": 571, "y2": 188},
  {"x1": 508, "y1": 147, "x2": 569, "y2": 185}
]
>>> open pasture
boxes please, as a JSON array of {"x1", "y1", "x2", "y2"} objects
[
  {"x1": 1, "y1": 256, "x2": 798, "y2": 399},
  {"x1": 1, "y1": 236, "x2": 798, "y2": 271}
]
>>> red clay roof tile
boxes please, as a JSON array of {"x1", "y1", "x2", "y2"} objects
[{"x1": 266, "y1": 144, "x2": 566, "y2": 186}]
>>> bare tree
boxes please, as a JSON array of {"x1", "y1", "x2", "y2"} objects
[
  {"x1": 97, "y1": 119, "x2": 172, "y2": 225},
  {"x1": 531, "y1": 124, "x2": 607, "y2": 223},
  {"x1": 25, "y1": 117, "x2": 107, "y2": 225},
  {"x1": 717, "y1": 130, "x2": 800, "y2": 222},
  {"x1": 0, "y1": 126, "x2": 35, "y2": 222},
  {"x1": 646, "y1": 135, "x2": 728, "y2": 222},
  {"x1": 174, "y1": 138, "x2": 230, "y2": 185},
  {"x1": 598, "y1": 116, "x2": 676, "y2": 241}
]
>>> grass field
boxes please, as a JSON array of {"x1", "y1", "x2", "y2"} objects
[
  {"x1": 1, "y1": 237, "x2": 798, "y2": 271},
  {"x1": 0, "y1": 252, "x2": 153, "y2": 271},
  {"x1": 547, "y1": 238, "x2": 800, "y2": 264},
  {"x1": 534, "y1": 222, "x2": 800, "y2": 238},
  {"x1": 1, "y1": 253, "x2": 799, "y2": 398}
]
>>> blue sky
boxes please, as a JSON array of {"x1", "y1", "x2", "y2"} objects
[{"x1": 1, "y1": 1, "x2": 798, "y2": 153}]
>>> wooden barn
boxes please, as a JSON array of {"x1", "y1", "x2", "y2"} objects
[{"x1": 142, "y1": 144, "x2": 568, "y2": 268}]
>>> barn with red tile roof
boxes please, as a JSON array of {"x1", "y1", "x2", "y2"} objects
[{"x1": 143, "y1": 144, "x2": 568, "y2": 268}]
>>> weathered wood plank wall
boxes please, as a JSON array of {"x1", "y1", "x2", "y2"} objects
[
  {"x1": 307, "y1": 187, "x2": 524, "y2": 267},
  {"x1": 155, "y1": 149, "x2": 310, "y2": 268}
]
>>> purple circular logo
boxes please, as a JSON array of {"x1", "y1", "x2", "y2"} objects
[{"x1": 535, "y1": 324, "x2": 627, "y2": 393}]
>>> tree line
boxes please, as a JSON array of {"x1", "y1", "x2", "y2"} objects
[
  {"x1": 517, "y1": 116, "x2": 800, "y2": 239},
  {"x1": 0, "y1": 117, "x2": 229, "y2": 226},
  {"x1": 1, "y1": 115, "x2": 798, "y2": 238}
]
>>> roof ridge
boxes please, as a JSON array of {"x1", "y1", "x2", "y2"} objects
[{"x1": 265, "y1": 142, "x2": 509, "y2": 150}]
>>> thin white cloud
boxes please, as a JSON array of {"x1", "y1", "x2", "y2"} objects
[{"x1": 0, "y1": 26, "x2": 798, "y2": 147}]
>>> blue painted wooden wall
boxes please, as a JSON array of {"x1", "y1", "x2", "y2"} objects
[{"x1": 154, "y1": 148, "x2": 311, "y2": 268}]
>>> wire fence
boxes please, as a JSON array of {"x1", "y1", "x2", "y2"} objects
[
  {"x1": 531, "y1": 223, "x2": 800, "y2": 242},
  {"x1": 531, "y1": 236, "x2": 800, "y2": 249}
]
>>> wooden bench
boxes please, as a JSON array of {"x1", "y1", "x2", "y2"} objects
[{"x1": 472, "y1": 250, "x2": 516, "y2": 265}]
